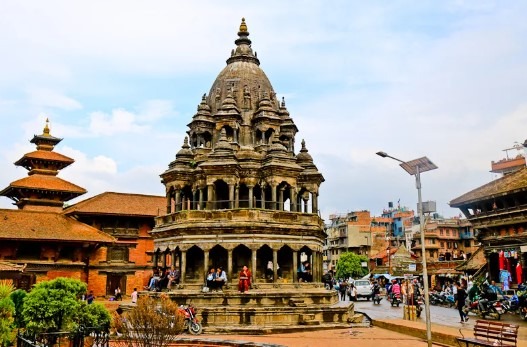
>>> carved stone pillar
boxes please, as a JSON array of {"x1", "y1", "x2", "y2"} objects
[
  {"x1": 229, "y1": 184, "x2": 235, "y2": 209},
  {"x1": 199, "y1": 188, "x2": 204, "y2": 210},
  {"x1": 293, "y1": 251, "x2": 298, "y2": 283},
  {"x1": 180, "y1": 251, "x2": 186, "y2": 284},
  {"x1": 313, "y1": 252, "x2": 319, "y2": 282},
  {"x1": 271, "y1": 184, "x2": 277, "y2": 210},
  {"x1": 303, "y1": 198, "x2": 309, "y2": 213},
  {"x1": 278, "y1": 187, "x2": 285, "y2": 211},
  {"x1": 261, "y1": 185, "x2": 266, "y2": 209},
  {"x1": 234, "y1": 185, "x2": 239, "y2": 208},
  {"x1": 175, "y1": 190, "x2": 181, "y2": 212},
  {"x1": 312, "y1": 192, "x2": 318, "y2": 214},
  {"x1": 273, "y1": 249, "x2": 278, "y2": 283},
  {"x1": 289, "y1": 187, "x2": 296, "y2": 212},
  {"x1": 166, "y1": 192, "x2": 172, "y2": 214},
  {"x1": 251, "y1": 249, "x2": 257, "y2": 284},
  {"x1": 204, "y1": 250, "x2": 209, "y2": 282},
  {"x1": 207, "y1": 185, "x2": 214, "y2": 210},
  {"x1": 228, "y1": 249, "x2": 233, "y2": 284},
  {"x1": 248, "y1": 185, "x2": 254, "y2": 208}
]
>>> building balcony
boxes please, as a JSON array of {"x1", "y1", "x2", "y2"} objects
[
  {"x1": 102, "y1": 227, "x2": 139, "y2": 238},
  {"x1": 153, "y1": 208, "x2": 325, "y2": 238},
  {"x1": 467, "y1": 204, "x2": 527, "y2": 228}
]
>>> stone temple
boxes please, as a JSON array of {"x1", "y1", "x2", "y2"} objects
[{"x1": 148, "y1": 18, "x2": 353, "y2": 332}]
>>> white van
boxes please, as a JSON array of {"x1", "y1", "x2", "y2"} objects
[{"x1": 353, "y1": 279, "x2": 372, "y2": 300}]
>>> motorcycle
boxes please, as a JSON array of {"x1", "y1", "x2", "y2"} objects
[
  {"x1": 178, "y1": 304, "x2": 202, "y2": 335},
  {"x1": 429, "y1": 292, "x2": 446, "y2": 306},
  {"x1": 463, "y1": 297, "x2": 480, "y2": 316},
  {"x1": 372, "y1": 292, "x2": 383, "y2": 304},
  {"x1": 477, "y1": 299, "x2": 501, "y2": 320},
  {"x1": 389, "y1": 292, "x2": 401, "y2": 307}
]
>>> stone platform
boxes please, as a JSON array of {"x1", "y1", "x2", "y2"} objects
[{"x1": 133, "y1": 283, "x2": 356, "y2": 333}]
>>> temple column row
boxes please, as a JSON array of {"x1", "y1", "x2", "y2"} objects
[
  {"x1": 153, "y1": 248, "x2": 323, "y2": 285},
  {"x1": 166, "y1": 185, "x2": 318, "y2": 213}
]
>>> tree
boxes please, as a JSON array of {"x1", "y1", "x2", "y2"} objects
[
  {"x1": 0, "y1": 280, "x2": 15, "y2": 347},
  {"x1": 10, "y1": 289, "x2": 26, "y2": 328},
  {"x1": 77, "y1": 302, "x2": 111, "y2": 329},
  {"x1": 336, "y1": 252, "x2": 369, "y2": 279},
  {"x1": 21, "y1": 277, "x2": 87, "y2": 334},
  {"x1": 114, "y1": 295, "x2": 185, "y2": 347}
]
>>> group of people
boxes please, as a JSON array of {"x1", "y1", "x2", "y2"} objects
[
  {"x1": 337, "y1": 280, "x2": 359, "y2": 301},
  {"x1": 206, "y1": 265, "x2": 252, "y2": 293},
  {"x1": 145, "y1": 266, "x2": 181, "y2": 291},
  {"x1": 206, "y1": 267, "x2": 227, "y2": 292}
]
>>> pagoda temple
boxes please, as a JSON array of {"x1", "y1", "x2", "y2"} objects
[{"x1": 0, "y1": 120, "x2": 115, "y2": 289}]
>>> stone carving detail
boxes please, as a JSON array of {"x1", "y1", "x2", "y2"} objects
[{"x1": 243, "y1": 85, "x2": 251, "y2": 109}]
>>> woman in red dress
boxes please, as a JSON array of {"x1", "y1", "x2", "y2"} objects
[{"x1": 238, "y1": 265, "x2": 251, "y2": 293}]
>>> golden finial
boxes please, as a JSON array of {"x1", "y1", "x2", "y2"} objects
[
  {"x1": 43, "y1": 118, "x2": 50, "y2": 136},
  {"x1": 239, "y1": 17, "x2": 247, "y2": 32}
]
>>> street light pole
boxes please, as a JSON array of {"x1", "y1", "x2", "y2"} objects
[{"x1": 376, "y1": 151, "x2": 437, "y2": 347}]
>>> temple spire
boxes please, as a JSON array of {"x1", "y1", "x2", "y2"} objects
[{"x1": 227, "y1": 17, "x2": 260, "y2": 66}]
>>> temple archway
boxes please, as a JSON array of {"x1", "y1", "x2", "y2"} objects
[
  {"x1": 256, "y1": 245, "x2": 273, "y2": 281},
  {"x1": 209, "y1": 244, "x2": 227, "y2": 271},
  {"x1": 186, "y1": 246, "x2": 204, "y2": 281},
  {"x1": 214, "y1": 179, "x2": 229, "y2": 209},
  {"x1": 233, "y1": 244, "x2": 251, "y2": 279},
  {"x1": 278, "y1": 245, "x2": 293, "y2": 281}
]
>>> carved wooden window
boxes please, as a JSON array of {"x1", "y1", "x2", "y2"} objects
[{"x1": 107, "y1": 247, "x2": 128, "y2": 262}]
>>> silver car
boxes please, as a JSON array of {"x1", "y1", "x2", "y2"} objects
[{"x1": 354, "y1": 279, "x2": 372, "y2": 300}]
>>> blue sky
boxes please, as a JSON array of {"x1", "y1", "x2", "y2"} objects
[{"x1": 1, "y1": 1, "x2": 526, "y2": 219}]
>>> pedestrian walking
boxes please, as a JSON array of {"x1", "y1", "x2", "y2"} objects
[
  {"x1": 454, "y1": 281, "x2": 468, "y2": 323},
  {"x1": 131, "y1": 288, "x2": 138, "y2": 304}
]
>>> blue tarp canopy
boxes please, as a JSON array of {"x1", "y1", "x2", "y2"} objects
[{"x1": 373, "y1": 274, "x2": 392, "y2": 280}]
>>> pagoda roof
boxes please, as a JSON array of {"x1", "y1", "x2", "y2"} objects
[
  {"x1": 456, "y1": 247, "x2": 486, "y2": 271},
  {"x1": 450, "y1": 166, "x2": 527, "y2": 206},
  {"x1": 63, "y1": 192, "x2": 166, "y2": 217},
  {"x1": 0, "y1": 209, "x2": 115, "y2": 243},
  {"x1": 1, "y1": 175, "x2": 86, "y2": 196},
  {"x1": 15, "y1": 150, "x2": 74, "y2": 166},
  {"x1": 0, "y1": 261, "x2": 25, "y2": 272}
]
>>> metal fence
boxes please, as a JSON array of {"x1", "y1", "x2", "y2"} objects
[{"x1": 17, "y1": 326, "x2": 109, "y2": 347}]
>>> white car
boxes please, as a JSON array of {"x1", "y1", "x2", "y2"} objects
[{"x1": 354, "y1": 279, "x2": 372, "y2": 300}]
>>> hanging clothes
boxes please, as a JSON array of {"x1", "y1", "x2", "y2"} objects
[
  {"x1": 500, "y1": 270, "x2": 511, "y2": 291},
  {"x1": 499, "y1": 250, "x2": 505, "y2": 270},
  {"x1": 516, "y1": 263, "x2": 523, "y2": 284}
]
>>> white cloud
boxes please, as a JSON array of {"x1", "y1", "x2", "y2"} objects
[
  {"x1": 27, "y1": 88, "x2": 82, "y2": 110},
  {"x1": 88, "y1": 109, "x2": 147, "y2": 136}
]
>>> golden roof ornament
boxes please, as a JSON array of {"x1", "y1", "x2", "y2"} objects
[
  {"x1": 43, "y1": 118, "x2": 51, "y2": 136},
  {"x1": 239, "y1": 17, "x2": 247, "y2": 32}
]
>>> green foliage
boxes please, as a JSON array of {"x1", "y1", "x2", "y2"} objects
[
  {"x1": 22, "y1": 277, "x2": 87, "y2": 334},
  {"x1": 0, "y1": 281, "x2": 15, "y2": 347},
  {"x1": 76, "y1": 302, "x2": 111, "y2": 330},
  {"x1": 336, "y1": 252, "x2": 369, "y2": 279},
  {"x1": 10, "y1": 289, "x2": 26, "y2": 328}
]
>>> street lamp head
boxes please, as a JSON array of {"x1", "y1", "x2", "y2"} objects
[{"x1": 376, "y1": 151, "x2": 388, "y2": 158}]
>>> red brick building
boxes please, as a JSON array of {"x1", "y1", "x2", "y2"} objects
[
  {"x1": 0, "y1": 121, "x2": 165, "y2": 296},
  {"x1": 63, "y1": 192, "x2": 165, "y2": 296}
]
